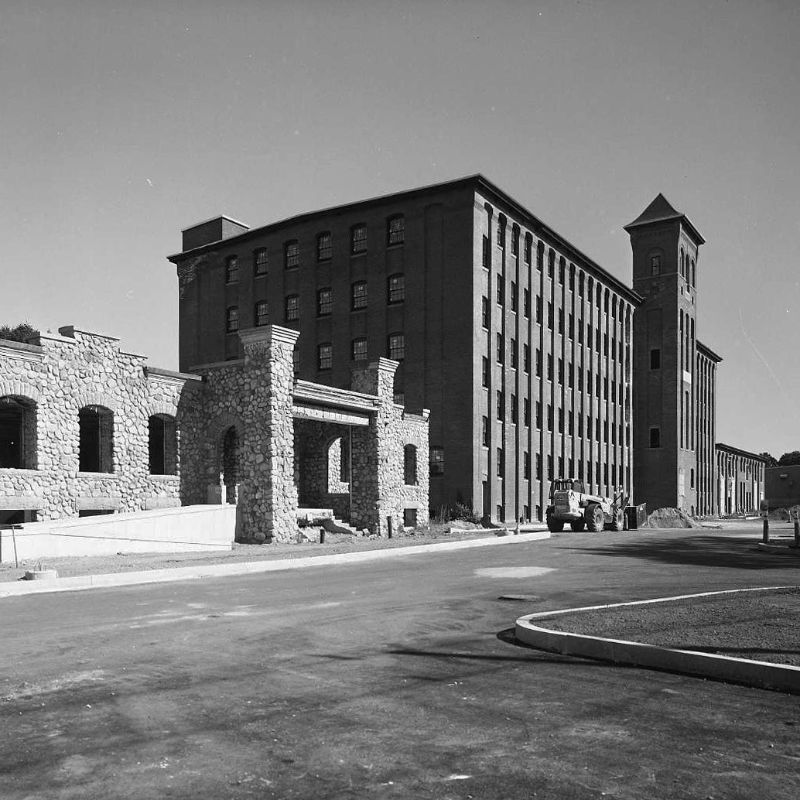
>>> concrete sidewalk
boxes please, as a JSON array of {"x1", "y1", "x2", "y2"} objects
[{"x1": 0, "y1": 529, "x2": 551, "y2": 599}]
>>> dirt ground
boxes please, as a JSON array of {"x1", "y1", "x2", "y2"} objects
[{"x1": 542, "y1": 587, "x2": 800, "y2": 667}]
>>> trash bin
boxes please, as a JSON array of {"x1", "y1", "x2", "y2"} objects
[{"x1": 625, "y1": 504, "x2": 647, "y2": 530}]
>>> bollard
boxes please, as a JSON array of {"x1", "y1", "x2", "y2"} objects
[
  {"x1": 762, "y1": 517, "x2": 769, "y2": 543},
  {"x1": 320, "y1": 528, "x2": 325, "y2": 545},
  {"x1": 794, "y1": 520, "x2": 799, "y2": 548},
  {"x1": 387, "y1": 516, "x2": 393, "y2": 539}
]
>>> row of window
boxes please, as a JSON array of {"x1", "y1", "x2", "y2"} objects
[
  {"x1": 485, "y1": 399, "x2": 630, "y2": 442},
  {"x1": 649, "y1": 249, "x2": 697, "y2": 286},
  {"x1": 487, "y1": 444, "x2": 624, "y2": 487},
  {"x1": 225, "y1": 276, "x2": 406, "y2": 332},
  {"x1": 223, "y1": 216, "x2": 405, "y2": 282},
  {"x1": 317, "y1": 335, "x2": 406, "y2": 370}
]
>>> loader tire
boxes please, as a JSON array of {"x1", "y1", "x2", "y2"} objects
[
  {"x1": 570, "y1": 519, "x2": 586, "y2": 532},
  {"x1": 585, "y1": 504, "x2": 604, "y2": 533},
  {"x1": 546, "y1": 510, "x2": 564, "y2": 532}
]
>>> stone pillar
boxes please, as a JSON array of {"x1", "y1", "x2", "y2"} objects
[
  {"x1": 238, "y1": 326, "x2": 299, "y2": 543},
  {"x1": 350, "y1": 358, "x2": 401, "y2": 536}
]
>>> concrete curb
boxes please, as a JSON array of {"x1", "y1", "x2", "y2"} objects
[
  {"x1": 0, "y1": 530, "x2": 551, "y2": 599},
  {"x1": 515, "y1": 586, "x2": 800, "y2": 694}
]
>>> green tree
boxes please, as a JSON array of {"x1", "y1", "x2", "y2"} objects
[
  {"x1": 778, "y1": 451, "x2": 800, "y2": 467},
  {"x1": 0, "y1": 322, "x2": 39, "y2": 343},
  {"x1": 759, "y1": 452, "x2": 778, "y2": 468}
]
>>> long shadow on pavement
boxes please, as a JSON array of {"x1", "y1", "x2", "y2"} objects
[{"x1": 564, "y1": 533, "x2": 798, "y2": 570}]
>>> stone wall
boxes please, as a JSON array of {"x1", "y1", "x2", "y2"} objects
[{"x1": 0, "y1": 328, "x2": 197, "y2": 521}]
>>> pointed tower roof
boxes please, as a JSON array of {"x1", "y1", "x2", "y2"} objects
[{"x1": 624, "y1": 193, "x2": 705, "y2": 244}]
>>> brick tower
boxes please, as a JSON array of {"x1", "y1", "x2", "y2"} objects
[{"x1": 625, "y1": 194, "x2": 705, "y2": 512}]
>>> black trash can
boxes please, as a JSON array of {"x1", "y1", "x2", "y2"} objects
[{"x1": 625, "y1": 504, "x2": 647, "y2": 530}]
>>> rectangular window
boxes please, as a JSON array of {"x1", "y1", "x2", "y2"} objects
[
  {"x1": 524, "y1": 451, "x2": 530, "y2": 480},
  {"x1": 569, "y1": 410, "x2": 574, "y2": 435},
  {"x1": 387, "y1": 215, "x2": 404, "y2": 246},
  {"x1": 226, "y1": 306, "x2": 239, "y2": 333},
  {"x1": 482, "y1": 416, "x2": 489, "y2": 447},
  {"x1": 510, "y1": 338, "x2": 517, "y2": 368},
  {"x1": 496, "y1": 333, "x2": 504, "y2": 364},
  {"x1": 351, "y1": 224, "x2": 367, "y2": 254},
  {"x1": 430, "y1": 446, "x2": 444, "y2": 475},
  {"x1": 568, "y1": 364, "x2": 574, "y2": 389},
  {"x1": 497, "y1": 449, "x2": 504, "y2": 477},
  {"x1": 317, "y1": 288, "x2": 332, "y2": 316},
  {"x1": 547, "y1": 404, "x2": 553, "y2": 432},
  {"x1": 523, "y1": 344, "x2": 530, "y2": 373},
  {"x1": 253, "y1": 248, "x2": 268, "y2": 276},
  {"x1": 536, "y1": 348, "x2": 542, "y2": 378},
  {"x1": 352, "y1": 281, "x2": 368, "y2": 310},
  {"x1": 496, "y1": 278, "x2": 504, "y2": 306},
  {"x1": 482, "y1": 296, "x2": 489, "y2": 328},
  {"x1": 558, "y1": 358, "x2": 564, "y2": 385},
  {"x1": 558, "y1": 308, "x2": 564, "y2": 335},
  {"x1": 496, "y1": 390, "x2": 504, "y2": 421},
  {"x1": 525, "y1": 235, "x2": 532, "y2": 264},
  {"x1": 578, "y1": 322, "x2": 584, "y2": 345},
  {"x1": 510, "y1": 282, "x2": 517, "y2": 312},
  {"x1": 578, "y1": 413, "x2": 583, "y2": 437},
  {"x1": 568, "y1": 313, "x2": 574, "y2": 339},
  {"x1": 285, "y1": 295, "x2": 299, "y2": 322},
  {"x1": 352, "y1": 338, "x2": 368, "y2": 361},
  {"x1": 497, "y1": 220, "x2": 505, "y2": 248},
  {"x1": 547, "y1": 454, "x2": 553, "y2": 480},
  {"x1": 510, "y1": 394, "x2": 517, "y2": 424},
  {"x1": 225, "y1": 256, "x2": 239, "y2": 284},
  {"x1": 388, "y1": 274, "x2": 405, "y2": 304},
  {"x1": 650, "y1": 348, "x2": 661, "y2": 369},
  {"x1": 523, "y1": 288, "x2": 530, "y2": 318},
  {"x1": 317, "y1": 232, "x2": 332, "y2": 262},
  {"x1": 587, "y1": 370, "x2": 593, "y2": 396},
  {"x1": 536, "y1": 401, "x2": 541, "y2": 429},
  {"x1": 536, "y1": 454, "x2": 542, "y2": 480},
  {"x1": 547, "y1": 302, "x2": 554, "y2": 330},
  {"x1": 284, "y1": 240, "x2": 299, "y2": 269},
  {"x1": 651, "y1": 254, "x2": 661, "y2": 275},
  {"x1": 482, "y1": 356, "x2": 489, "y2": 388},
  {"x1": 577, "y1": 366, "x2": 583, "y2": 391},
  {"x1": 317, "y1": 343, "x2": 332, "y2": 371},
  {"x1": 536, "y1": 296, "x2": 542, "y2": 324},
  {"x1": 558, "y1": 408, "x2": 564, "y2": 433},
  {"x1": 483, "y1": 235, "x2": 490, "y2": 268},
  {"x1": 547, "y1": 354, "x2": 553, "y2": 382},
  {"x1": 388, "y1": 333, "x2": 405, "y2": 361},
  {"x1": 524, "y1": 398, "x2": 530, "y2": 427},
  {"x1": 255, "y1": 300, "x2": 268, "y2": 327},
  {"x1": 511, "y1": 231, "x2": 519, "y2": 257}
]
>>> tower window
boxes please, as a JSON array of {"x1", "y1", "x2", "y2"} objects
[
  {"x1": 649, "y1": 427, "x2": 661, "y2": 448},
  {"x1": 650, "y1": 348, "x2": 661, "y2": 369},
  {"x1": 651, "y1": 254, "x2": 661, "y2": 275}
]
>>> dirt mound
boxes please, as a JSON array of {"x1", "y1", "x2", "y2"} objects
[{"x1": 646, "y1": 507, "x2": 702, "y2": 529}]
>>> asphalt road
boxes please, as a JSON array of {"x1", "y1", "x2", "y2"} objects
[{"x1": 2, "y1": 527, "x2": 799, "y2": 799}]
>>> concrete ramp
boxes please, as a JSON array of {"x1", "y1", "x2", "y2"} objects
[{"x1": 0, "y1": 505, "x2": 235, "y2": 563}]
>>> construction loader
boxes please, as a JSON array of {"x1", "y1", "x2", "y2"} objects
[{"x1": 545, "y1": 479, "x2": 629, "y2": 533}]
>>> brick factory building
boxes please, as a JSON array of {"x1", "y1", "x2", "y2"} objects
[{"x1": 169, "y1": 175, "x2": 650, "y2": 524}]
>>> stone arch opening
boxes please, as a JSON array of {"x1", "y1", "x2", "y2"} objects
[
  {"x1": 149, "y1": 414, "x2": 177, "y2": 475},
  {"x1": 78, "y1": 405, "x2": 114, "y2": 473},
  {"x1": 221, "y1": 424, "x2": 241, "y2": 504},
  {"x1": 0, "y1": 395, "x2": 37, "y2": 469},
  {"x1": 327, "y1": 435, "x2": 350, "y2": 493}
]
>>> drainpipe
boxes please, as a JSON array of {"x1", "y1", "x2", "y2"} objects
[{"x1": 348, "y1": 426, "x2": 353, "y2": 524}]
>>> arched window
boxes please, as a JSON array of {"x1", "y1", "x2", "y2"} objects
[
  {"x1": 79, "y1": 405, "x2": 114, "y2": 473},
  {"x1": 404, "y1": 444, "x2": 418, "y2": 486},
  {"x1": 680, "y1": 247, "x2": 685, "y2": 278},
  {"x1": 327, "y1": 436, "x2": 350, "y2": 492},
  {"x1": 148, "y1": 414, "x2": 177, "y2": 475},
  {"x1": 0, "y1": 396, "x2": 37, "y2": 470}
]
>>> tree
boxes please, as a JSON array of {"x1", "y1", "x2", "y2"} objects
[
  {"x1": 759, "y1": 452, "x2": 778, "y2": 468},
  {"x1": 778, "y1": 451, "x2": 800, "y2": 467},
  {"x1": 0, "y1": 322, "x2": 39, "y2": 343}
]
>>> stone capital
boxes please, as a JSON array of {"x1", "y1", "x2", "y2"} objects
[{"x1": 239, "y1": 325, "x2": 300, "y2": 351}]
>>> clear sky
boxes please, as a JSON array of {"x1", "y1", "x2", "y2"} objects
[{"x1": 2, "y1": 0, "x2": 798, "y2": 458}]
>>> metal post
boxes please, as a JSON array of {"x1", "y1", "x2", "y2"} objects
[
  {"x1": 320, "y1": 527, "x2": 325, "y2": 545},
  {"x1": 762, "y1": 517, "x2": 769, "y2": 543},
  {"x1": 794, "y1": 520, "x2": 799, "y2": 548},
  {"x1": 387, "y1": 516, "x2": 393, "y2": 539}
]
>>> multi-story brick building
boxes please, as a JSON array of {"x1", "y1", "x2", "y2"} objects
[
  {"x1": 169, "y1": 175, "x2": 640, "y2": 523},
  {"x1": 716, "y1": 444, "x2": 767, "y2": 515},
  {"x1": 625, "y1": 194, "x2": 721, "y2": 516}
]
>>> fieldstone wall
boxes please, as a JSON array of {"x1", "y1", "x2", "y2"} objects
[
  {"x1": 2, "y1": 324, "x2": 429, "y2": 544},
  {"x1": 0, "y1": 328, "x2": 197, "y2": 521}
]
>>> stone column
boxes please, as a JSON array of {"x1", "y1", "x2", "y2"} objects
[
  {"x1": 350, "y1": 358, "x2": 401, "y2": 536},
  {"x1": 238, "y1": 326, "x2": 299, "y2": 543}
]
